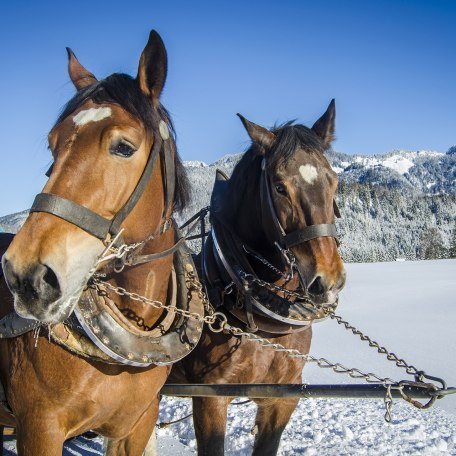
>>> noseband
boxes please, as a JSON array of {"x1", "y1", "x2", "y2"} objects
[
  {"x1": 30, "y1": 120, "x2": 174, "y2": 245},
  {"x1": 259, "y1": 158, "x2": 340, "y2": 264}
]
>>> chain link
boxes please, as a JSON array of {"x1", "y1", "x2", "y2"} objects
[
  {"x1": 328, "y1": 313, "x2": 422, "y2": 378},
  {"x1": 238, "y1": 270, "x2": 314, "y2": 304},
  {"x1": 243, "y1": 245, "x2": 289, "y2": 279},
  {"x1": 92, "y1": 274, "x2": 219, "y2": 328},
  {"x1": 224, "y1": 323, "x2": 396, "y2": 385}
]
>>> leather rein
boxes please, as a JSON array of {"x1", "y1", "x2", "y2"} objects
[{"x1": 30, "y1": 119, "x2": 178, "y2": 267}]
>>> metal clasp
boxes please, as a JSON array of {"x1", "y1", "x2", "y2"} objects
[
  {"x1": 208, "y1": 312, "x2": 228, "y2": 333},
  {"x1": 274, "y1": 242, "x2": 296, "y2": 279}
]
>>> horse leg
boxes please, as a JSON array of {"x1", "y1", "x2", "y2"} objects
[
  {"x1": 192, "y1": 397, "x2": 230, "y2": 456},
  {"x1": 252, "y1": 398, "x2": 299, "y2": 456},
  {"x1": 105, "y1": 401, "x2": 158, "y2": 456},
  {"x1": 15, "y1": 418, "x2": 65, "y2": 456}
]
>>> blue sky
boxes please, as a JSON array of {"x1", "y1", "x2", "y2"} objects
[{"x1": 0, "y1": 0, "x2": 455, "y2": 215}]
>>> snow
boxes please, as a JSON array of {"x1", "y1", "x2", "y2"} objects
[
  {"x1": 354, "y1": 154, "x2": 414, "y2": 175},
  {"x1": 184, "y1": 160, "x2": 208, "y2": 168},
  {"x1": 158, "y1": 259, "x2": 456, "y2": 454},
  {"x1": 350, "y1": 150, "x2": 445, "y2": 176},
  {"x1": 331, "y1": 165, "x2": 344, "y2": 174},
  {"x1": 3, "y1": 260, "x2": 456, "y2": 454},
  {"x1": 381, "y1": 155, "x2": 414, "y2": 174}
]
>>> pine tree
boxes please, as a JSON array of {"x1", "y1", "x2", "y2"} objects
[
  {"x1": 419, "y1": 227, "x2": 446, "y2": 260},
  {"x1": 448, "y1": 226, "x2": 456, "y2": 259}
]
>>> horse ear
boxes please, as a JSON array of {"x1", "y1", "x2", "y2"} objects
[
  {"x1": 311, "y1": 99, "x2": 336, "y2": 148},
  {"x1": 66, "y1": 48, "x2": 97, "y2": 91},
  {"x1": 137, "y1": 30, "x2": 168, "y2": 104},
  {"x1": 237, "y1": 114, "x2": 276, "y2": 155}
]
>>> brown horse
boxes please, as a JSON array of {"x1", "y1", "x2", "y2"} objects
[
  {"x1": 169, "y1": 102, "x2": 346, "y2": 455},
  {"x1": 0, "y1": 30, "x2": 191, "y2": 455}
]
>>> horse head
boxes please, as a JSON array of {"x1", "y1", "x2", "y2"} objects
[
  {"x1": 2, "y1": 31, "x2": 188, "y2": 324},
  {"x1": 228, "y1": 100, "x2": 345, "y2": 308}
]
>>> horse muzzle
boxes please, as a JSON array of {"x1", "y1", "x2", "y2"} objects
[
  {"x1": 298, "y1": 266, "x2": 346, "y2": 309},
  {"x1": 2, "y1": 257, "x2": 75, "y2": 323}
]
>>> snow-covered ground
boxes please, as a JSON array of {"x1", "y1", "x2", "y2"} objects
[
  {"x1": 158, "y1": 259, "x2": 456, "y2": 455},
  {"x1": 3, "y1": 259, "x2": 456, "y2": 454}
]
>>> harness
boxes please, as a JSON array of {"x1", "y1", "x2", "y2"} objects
[
  {"x1": 32, "y1": 120, "x2": 175, "y2": 245},
  {"x1": 202, "y1": 162, "x2": 340, "y2": 335},
  {"x1": 259, "y1": 158, "x2": 340, "y2": 265},
  {"x1": 0, "y1": 119, "x2": 204, "y2": 367}
]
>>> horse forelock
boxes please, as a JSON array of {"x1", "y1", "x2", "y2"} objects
[{"x1": 54, "y1": 73, "x2": 190, "y2": 212}]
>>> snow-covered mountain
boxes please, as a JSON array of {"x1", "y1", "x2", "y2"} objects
[
  {"x1": 1, "y1": 147, "x2": 455, "y2": 263},
  {"x1": 328, "y1": 147, "x2": 456, "y2": 195},
  {"x1": 179, "y1": 147, "x2": 456, "y2": 262}
]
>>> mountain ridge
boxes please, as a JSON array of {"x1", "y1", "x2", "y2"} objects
[{"x1": 1, "y1": 147, "x2": 455, "y2": 262}]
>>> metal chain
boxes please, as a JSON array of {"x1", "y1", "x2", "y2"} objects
[
  {"x1": 242, "y1": 245, "x2": 289, "y2": 279},
  {"x1": 236, "y1": 269, "x2": 427, "y2": 387},
  {"x1": 223, "y1": 322, "x2": 396, "y2": 385},
  {"x1": 93, "y1": 257, "x2": 444, "y2": 422},
  {"x1": 92, "y1": 276, "x2": 219, "y2": 329},
  {"x1": 238, "y1": 271, "x2": 314, "y2": 304},
  {"x1": 328, "y1": 313, "x2": 422, "y2": 378}
]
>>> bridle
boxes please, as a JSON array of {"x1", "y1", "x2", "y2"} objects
[
  {"x1": 202, "y1": 155, "x2": 342, "y2": 333},
  {"x1": 259, "y1": 157, "x2": 340, "y2": 273},
  {"x1": 30, "y1": 118, "x2": 176, "y2": 261}
]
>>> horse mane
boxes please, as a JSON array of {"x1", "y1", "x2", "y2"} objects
[
  {"x1": 54, "y1": 73, "x2": 190, "y2": 212},
  {"x1": 221, "y1": 121, "x2": 325, "y2": 220}
]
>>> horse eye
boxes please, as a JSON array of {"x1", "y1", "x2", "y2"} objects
[
  {"x1": 110, "y1": 141, "x2": 136, "y2": 157},
  {"x1": 275, "y1": 184, "x2": 287, "y2": 195}
]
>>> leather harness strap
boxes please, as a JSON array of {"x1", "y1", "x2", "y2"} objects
[
  {"x1": 259, "y1": 158, "x2": 339, "y2": 251},
  {"x1": 162, "y1": 136, "x2": 176, "y2": 218},
  {"x1": 283, "y1": 224, "x2": 338, "y2": 249},
  {"x1": 30, "y1": 193, "x2": 112, "y2": 240},
  {"x1": 30, "y1": 120, "x2": 171, "y2": 243}
]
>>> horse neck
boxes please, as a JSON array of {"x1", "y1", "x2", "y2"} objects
[{"x1": 107, "y1": 158, "x2": 175, "y2": 328}]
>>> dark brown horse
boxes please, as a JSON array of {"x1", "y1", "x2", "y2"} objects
[
  {"x1": 169, "y1": 102, "x2": 346, "y2": 455},
  {"x1": 0, "y1": 31, "x2": 191, "y2": 455}
]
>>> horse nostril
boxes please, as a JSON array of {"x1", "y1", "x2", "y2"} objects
[
  {"x1": 337, "y1": 271, "x2": 347, "y2": 291},
  {"x1": 308, "y1": 276, "x2": 326, "y2": 296},
  {"x1": 42, "y1": 265, "x2": 59, "y2": 290},
  {"x1": 2, "y1": 258, "x2": 20, "y2": 293},
  {"x1": 31, "y1": 263, "x2": 61, "y2": 301},
  {"x1": 3, "y1": 260, "x2": 61, "y2": 303}
]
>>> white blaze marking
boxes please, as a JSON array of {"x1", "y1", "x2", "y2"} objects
[
  {"x1": 299, "y1": 164, "x2": 318, "y2": 184},
  {"x1": 73, "y1": 107, "x2": 112, "y2": 126}
]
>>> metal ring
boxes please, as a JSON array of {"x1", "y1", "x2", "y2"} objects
[{"x1": 208, "y1": 312, "x2": 228, "y2": 333}]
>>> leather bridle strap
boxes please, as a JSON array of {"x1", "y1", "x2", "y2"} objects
[
  {"x1": 30, "y1": 121, "x2": 169, "y2": 242},
  {"x1": 108, "y1": 134, "x2": 163, "y2": 236},
  {"x1": 259, "y1": 158, "x2": 339, "y2": 250},
  {"x1": 161, "y1": 124, "x2": 175, "y2": 218},
  {"x1": 282, "y1": 223, "x2": 338, "y2": 249},
  {"x1": 30, "y1": 193, "x2": 112, "y2": 240}
]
